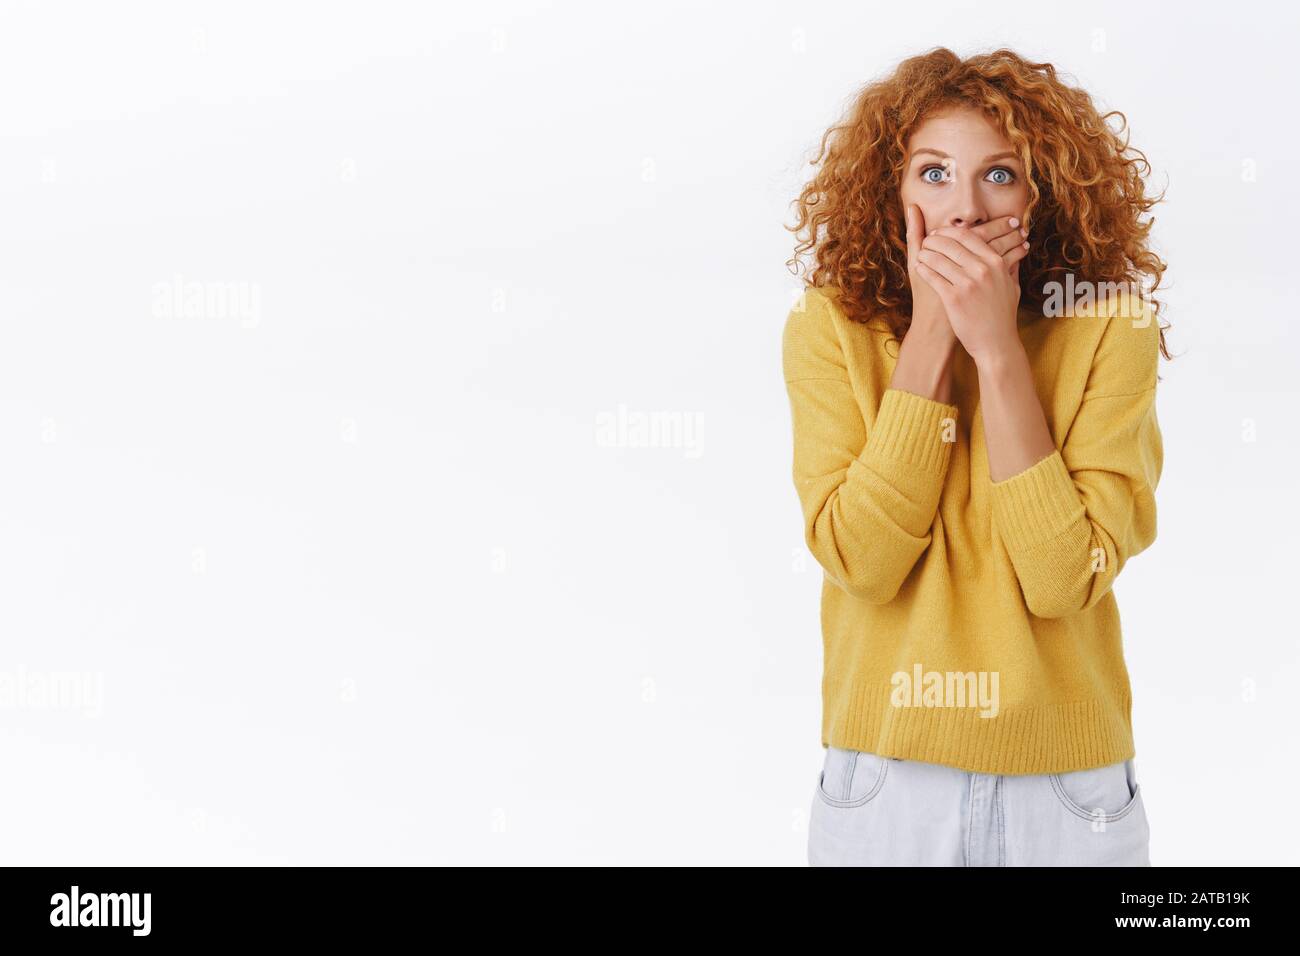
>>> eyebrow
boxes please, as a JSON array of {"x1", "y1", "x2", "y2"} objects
[{"x1": 908, "y1": 148, "x2": 1021, "y2": 165}]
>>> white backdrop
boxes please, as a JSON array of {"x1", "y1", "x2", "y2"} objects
[{"x1": 0, "y1": 0, "x2": 1295, "y2": 865}]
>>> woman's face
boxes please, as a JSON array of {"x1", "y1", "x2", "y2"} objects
[{"x1": 898, "y1": 106, "x2": 1029, "y2": 234}]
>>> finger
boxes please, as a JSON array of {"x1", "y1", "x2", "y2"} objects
[
  {"x1": 975, "y1": 215, "x2": 1022, "y2": 245},
  {"x1": 1002, "y1": 237, "x2": 1031, "y2": 272},
  {"x1": 986, "y1": 226, "x2": 1028, "y2": 257},
  {"x1": 926, "y1": 227, "x2": 1003, "y2": 271},
  {"x1": 934, "y1": 215, "x2": 1021, "y2": 247},
  {"x1": 905, "y1": 204, "x2": 924, "y2": 262},
  {"x1": 916, "y1": 247, "x2": 964, "y2": 286},
  {"x1": 920, "y1": 233, "x2": 985, "y2": 273},
  {"x1": 913, "y1": 260, "x2": 951, "y2": 291}
]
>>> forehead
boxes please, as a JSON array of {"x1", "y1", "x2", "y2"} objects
[{"x1": 905, "y1": 108, "x2": 1012, "y2": 156}]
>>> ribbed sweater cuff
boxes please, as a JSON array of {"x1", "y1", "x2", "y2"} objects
[
  {"x1": 990, "y1": 448, "x2": 1087, "y2": 551},
  {"x1": 862, "y1": 387, "x2": 958, "y2": 475}
]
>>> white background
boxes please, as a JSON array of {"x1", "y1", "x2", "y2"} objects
[{"x1": 1, "y1": 0, "x2": 1295, "y2": 865}]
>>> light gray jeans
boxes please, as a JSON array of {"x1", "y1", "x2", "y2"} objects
[{"x1": 808, "y1": 745, "x2": 1151, "y2": 866}]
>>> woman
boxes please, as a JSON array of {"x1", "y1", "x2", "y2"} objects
[{"x1": 782, "y1": 47, "x2": 1172, "y2": 866}]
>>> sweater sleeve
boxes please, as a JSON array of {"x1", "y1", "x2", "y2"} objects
[
  {"x1": 783, "y1": 288, "x2": 959, "y2": 605},
  {"x1": 989, "y1": 291, "x2": 1164, "y2": 619}
]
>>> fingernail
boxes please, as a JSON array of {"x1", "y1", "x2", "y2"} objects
[
  {"x1": 1008, "y1": 218, "x2": 1019, "y2": 228},
  {"x1": 1020, "y1": 227, "x2": 1028, "y2": 237},
  {"x1": 1022, "y1": 240, "x2": 1030, "y2": 249}
]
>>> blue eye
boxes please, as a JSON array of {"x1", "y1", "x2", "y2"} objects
[
  {"x1": 985, "y1": 167, "x2": 1015, "y2": 185},
  {"x1": 921, "y1": 165, "x2": 947, "y2": 184}
]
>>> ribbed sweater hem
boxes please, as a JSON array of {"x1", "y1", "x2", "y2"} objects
[
  {"x1": 822, "y1": 679, "x2": 1135, "y2": 776},
  {"x1": 863, "y1": 387, "x2": 959, "y2": 474},
  {"x1": 989, "y1": 448, "x2": 1087, "y2": 551}
]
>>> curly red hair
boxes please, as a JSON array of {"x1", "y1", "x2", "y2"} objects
[{"x1": 787, "y1": 46, "x2": 1172, "y2": 362}]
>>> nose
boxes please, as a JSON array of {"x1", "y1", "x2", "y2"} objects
[
  {"x1": 947, "y1": 180, "x2": 988, "y2": 229},
  {"x1": 948, "y1": 206, "x2": 987, "y2": 229}
]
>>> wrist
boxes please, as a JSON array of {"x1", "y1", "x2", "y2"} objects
[
  {"x1": 893, "y1": 327, "x2": 957, "y2": 404},
  {"x1": 904, "y1": 314, "x2": 957, "y2": 353},
  {"x1": 971, "y1": 336, "x2": 1026, "y2": 376}
]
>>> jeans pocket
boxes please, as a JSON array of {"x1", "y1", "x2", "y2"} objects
[
  {"x1": 815, "y1": 745, "x2": 891, "y2": 808},
  {"x1": 1050, "y1": 758, "x2": 1142, "y2": 823}
]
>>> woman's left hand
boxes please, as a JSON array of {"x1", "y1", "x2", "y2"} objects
[{"x1": 914, "y1": 224, "x2": 1030, "y2": 365}]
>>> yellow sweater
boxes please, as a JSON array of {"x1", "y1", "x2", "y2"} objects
[{"x1": 782, "y1": 285, "x2": 1163, "y2": 775}]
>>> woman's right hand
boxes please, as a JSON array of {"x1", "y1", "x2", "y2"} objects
[
  {"x1": 892, "y1": 207, "x2": 1025, "y2": 403},
  {"x1": 904, "y1": 204, "x2": 953, "y2": 341},
  {"x1": 905, "y1": 206, "x2": 1025, "y2": 339}
]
